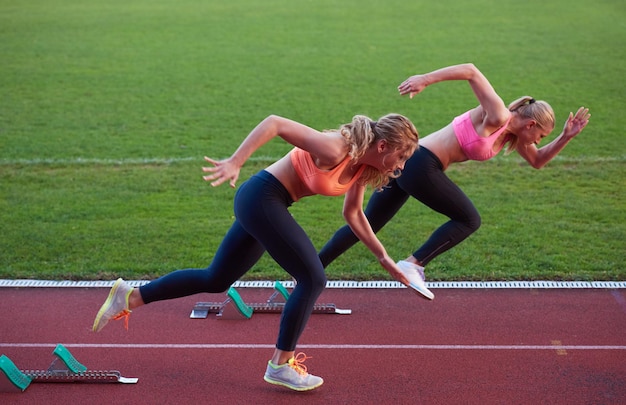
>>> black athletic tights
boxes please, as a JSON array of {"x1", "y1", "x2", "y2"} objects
[
  {"x1": 140, "y1": 170, "x2": 327, "y2": 352},
  {"x1": 319, "y1": 146, "x2": 481, "y2": 267}
]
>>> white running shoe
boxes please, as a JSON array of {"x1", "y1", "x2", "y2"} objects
[
  {"x1": 263, "y1": 353, "x2": 323, "y2": 391},
  {"x1": 92, "y1": 278, "x2": 133, "y2": 332},
  {"x1": 397, "y1": 260, "x2": 434, "y2": 300}
]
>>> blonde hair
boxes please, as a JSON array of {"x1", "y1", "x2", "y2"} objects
[
  {"x1": 339, "y1": 113, "x2": 418, "y2": 190},
  {"x1": 505, "y1": 96, "x2": 555, "y2": 154}
]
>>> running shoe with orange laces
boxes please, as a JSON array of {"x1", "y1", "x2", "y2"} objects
[
  {"x1": 397, "y1": 260, "x2": 434, "y2": 300},
  {"x1": 92, "y1": 278, "x2": 133, "y2": 332},
  {"x1": 263, "y1": 352, "x2": 323, "y2": 391}
]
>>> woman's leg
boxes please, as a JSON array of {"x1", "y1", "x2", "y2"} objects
[
  {"x1": 137, "y1": 220, "x2": 266, "y2": 305},
  {"x1": 93, "y1": 217, "x2": 266, "y2": 331},
  {"x1": 94, "y1": 172, "x2": 269, "y2": 331},
  {"x1": 231, "y1": 172, "x2": 326, "y2": 390},
  {"x1": 234, "y1": 172, "x2": 327, "y2": 355},
  {"x1": 397, "y1": 148, "x2": 481, "y2": 266}
]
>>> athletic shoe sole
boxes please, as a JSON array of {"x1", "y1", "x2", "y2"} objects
[
  {"x1": 397, "y1": 261, "x2": 434, "y2": 300},
  {"x1": 92, "y1": 278, "x2": 129, "y2": 332},
  {"x1": 263, "y1": 375, "x2": 323, "y2": 391}
]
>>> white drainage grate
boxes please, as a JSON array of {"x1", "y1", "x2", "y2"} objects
[{"x1": 0, "y1": 279, "x2": 624, "y2": 289}]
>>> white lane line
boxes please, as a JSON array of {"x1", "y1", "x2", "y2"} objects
[
  {"x1": 1, "y1": 343, "x2": 624, "y2": 350},
  {"x1": 1, "y1": 279, "x2": 625, "y2": 289}
]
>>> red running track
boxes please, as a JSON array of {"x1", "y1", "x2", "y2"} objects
[{"x1": 0, "y1": 286, "x2": 625, "y2": 404}]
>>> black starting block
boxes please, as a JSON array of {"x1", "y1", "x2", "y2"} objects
[
  {"x1": 0, "y1": 344, "x2": 138, "y2": 392},
  {"x1": 190, "y1": 280, "x2": 352, "y2": 319}
]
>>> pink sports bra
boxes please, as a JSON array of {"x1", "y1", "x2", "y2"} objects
[
  {"x1": 290, "y1": 147, "x2": 366, "y2": 196},
  {"x1": 453, "y1": 111, "x2": 511, "y2": 161}
]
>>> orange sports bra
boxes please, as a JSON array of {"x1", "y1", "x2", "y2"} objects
[
  {"x1": 453, "y1": 111, "x2": 512, "y2": 161},
  {"x1": 289, "y1": 147, "x2": 366, "y2": 196}
]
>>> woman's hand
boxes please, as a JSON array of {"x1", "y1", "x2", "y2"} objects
[
  {"x1": 202, "y1": 156, "x2": 241, "y2": 188},
  {"x1": 562, "y1": 107, "x2": 591, "y2": 140},
  {"x1": 398, "y1": 74, "x2": 430, "y2": 99},
  {"x1": 379, "y1": 255, "x2": 410, "y2": 285}
]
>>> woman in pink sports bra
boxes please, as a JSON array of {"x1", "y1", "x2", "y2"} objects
[
  {"x1": 92, "y1": 112, "x2": 418, "y2": 391},
  {"x1": 320, "y1": 63, "x2": 590, "y2": 300}
]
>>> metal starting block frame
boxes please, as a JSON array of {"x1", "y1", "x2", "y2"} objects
[
  {"x1": 0, "y1": 344, "x2": 138, "y2": 392},
  {"x1": 190, "y1": 280, "x2": 352, "y2": 319}
]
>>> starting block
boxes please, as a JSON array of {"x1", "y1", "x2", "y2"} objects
[
  {"x1": 0, "y1": 344, "x2": 138, "y2": 392},
  {"x1": 190, "y1": 280, "x2": 352, "y2": 319},
  {"x1": 0, "y1": 355, "x2": 31, "y2": 392}
]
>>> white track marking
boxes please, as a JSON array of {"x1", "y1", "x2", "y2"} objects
[
  {"x1": 0, "y1": 343, "x2": 624, "y2": 350},
  {"x1": 1, "y1": 279, "x2": 624, "y2": 289}
]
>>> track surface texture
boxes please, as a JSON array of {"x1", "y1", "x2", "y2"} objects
[{"x1": 1, "y1": 286, "x2": 624, "y2": 404}]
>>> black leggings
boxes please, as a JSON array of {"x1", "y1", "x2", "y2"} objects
[
  {"x1": 140, "y1": 170, "x2": 327, "y2": 351},
  {"x1": 319, "y1": 146, "x2": 480, "y2": 267}
]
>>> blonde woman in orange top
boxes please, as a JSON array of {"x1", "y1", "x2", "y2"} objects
[{"x1": 93, "y1": 113, "x2": 419, "y2": 391}]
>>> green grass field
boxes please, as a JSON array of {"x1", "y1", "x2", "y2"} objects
[{"x1": 1, "y1": 0, "x2": 624, "y2": 281}]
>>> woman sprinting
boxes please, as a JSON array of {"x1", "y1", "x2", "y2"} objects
[
  {"x1": 319, "y1": 63, "x2": 591, "y2": 300},
  {"x1": 92, "y1": 113, "x2": 419, "y2": 391}
]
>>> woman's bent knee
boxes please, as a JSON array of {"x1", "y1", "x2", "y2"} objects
[
  {"x1": 468, "y1": 212, "x2": 481, "y2": 233},
  {"x1": 295, "y1": 271, "x2": 327, "y2": 296}
]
